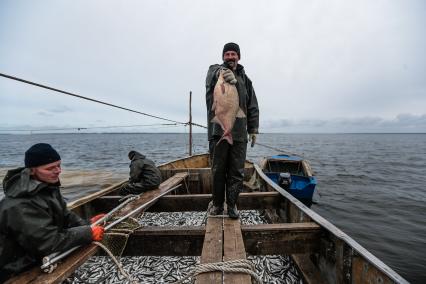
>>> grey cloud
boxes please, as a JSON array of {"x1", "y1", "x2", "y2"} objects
[
  {"x1": 37, "y1": 111, "x2": 51, "y2": 117},
  {"x1": 0, "y1": 1, "x2": 425, "y2": 133},
  {"x1": 47, "y1": 106, "x2": 73, "y2": 113},
  {"x1": 264, "y1": 114, "x2": 426, "y2": 133}
]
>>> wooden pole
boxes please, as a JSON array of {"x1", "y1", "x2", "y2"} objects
[{"x1": 189, "y1": 91, "x2": 193, "y2": 156}]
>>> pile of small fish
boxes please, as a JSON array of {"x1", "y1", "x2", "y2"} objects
[
  {"x1": 67, "y1": 256, "x2": 198, "y2": 284},
  {"x1": 138, "y1": 211, "x2": 207, "y2": 227},
  {"x1": 67, "y1": 210, "x2": 303, "y2": 283}
]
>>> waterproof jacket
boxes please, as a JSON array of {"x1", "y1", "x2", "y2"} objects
[
  {"x1": 0, "y1": 167, "x2": 93, "y2": 281},
  {"x1": 206, "y1": 63, "x2": 259, "y2": 142},
  {"x1": 129, "y1": 152, "x2": 162, "y2": 187}
]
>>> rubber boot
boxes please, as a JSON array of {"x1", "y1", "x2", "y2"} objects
[
  {"x1": 208, "y1": 201, "x2": 224, "y2": 216},
  {"x1": 227, "y1": 204, "x2": 239, "y2": 219}
]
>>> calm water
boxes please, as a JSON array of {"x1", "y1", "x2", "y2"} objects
[{"x1": 1, "y1": 133, "x2": 425, "y2": 283}]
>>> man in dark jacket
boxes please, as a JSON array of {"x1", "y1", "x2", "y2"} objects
[
  {"x1": 0, "y1": 143, "x2": 104, "y2": 282},
  {"x1": 119, "y1": 150, "x2": 162, "y2": 195},
  {"x1": 206, "y1": 42, "x2": 259, "y2": 219}
]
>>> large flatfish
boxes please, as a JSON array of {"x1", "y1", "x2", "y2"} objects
[{"x1": 211, "y1": 69, "x2": 246, "y2": 145}]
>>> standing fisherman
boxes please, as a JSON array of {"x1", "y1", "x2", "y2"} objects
[
  {"x1": 0, "y1": 143, "x2": 104, "y2": 281},
  {"x1": 206, "y1": 42, "x2": 260, "y2": 219}
]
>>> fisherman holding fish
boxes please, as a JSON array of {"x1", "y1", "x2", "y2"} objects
[
  {"x1": 206, "y1": 42, "x2": 259, "y2": 219},
  {"x1": 0, "y1": 143, "x2": 105, "y2": 281}
]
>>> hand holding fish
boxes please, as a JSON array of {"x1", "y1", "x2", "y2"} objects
[{"x1": 223, "y1": 69, "x2": 237, "y2": 85}]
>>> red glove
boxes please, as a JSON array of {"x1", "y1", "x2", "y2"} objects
[
  {"x1": 91, "y1": 226, "x2": 104, "y2": 241},
  {"x1": 90, "y1": 213, "x2": 106, "y2": 224}
]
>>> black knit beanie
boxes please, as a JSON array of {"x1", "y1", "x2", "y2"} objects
[
  {"x1": 25, "y1": 143, "x2": 61, "y2": 168},
  {"x1": 222, "y1": 42, "x2": 240, "y2": 59}
]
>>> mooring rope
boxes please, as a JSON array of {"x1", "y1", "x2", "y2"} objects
[
  {"x1": 172, "y1": 259, "x2": 263, "y2": 284},
  {"x1": 256, "y1": 142, "x2": 304, "y2": 158},
  {"x1": 0, "y1": 72, "x2": 207, "y2": 129}
]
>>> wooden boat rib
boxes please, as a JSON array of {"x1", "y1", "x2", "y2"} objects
[{"x1": 7, "y1": 153, "x2": 408, "y2": 284}]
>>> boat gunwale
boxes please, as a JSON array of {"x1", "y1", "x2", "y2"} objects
[{"x1": 254, "y1": 163, "x2": 409, "y2": 284}]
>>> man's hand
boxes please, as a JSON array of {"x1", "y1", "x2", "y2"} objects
[
  {"x1": 91, "y1": 226, "x2": 105, "y2": 241},
  {"x1": 90, "y1": 213, "x2": 106, "y2": 224},
  {"x1": 223, "y1": 69, "x2": 237, "y2": 85},
  {"x1": 249, "y1": 133, "x2": 257, "y2": 147}
]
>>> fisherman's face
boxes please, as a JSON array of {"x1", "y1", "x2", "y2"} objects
[
  {"x1": 223, "y1": 51, "x2": 239, "y2": 71},
  {"x1": 31, "y1": 160, "x2": 62, "y2": 184}
]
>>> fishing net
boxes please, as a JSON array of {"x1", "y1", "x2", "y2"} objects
[{"x1": 101, "y1": 217, "x2": 141, "y2": 256}]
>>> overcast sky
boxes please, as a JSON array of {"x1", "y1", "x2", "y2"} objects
[{"x1": 1, "y1": 0, "x2": 425, "y2": 133}]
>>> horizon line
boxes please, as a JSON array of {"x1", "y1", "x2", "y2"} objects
[{"x1": 1, "y1": 132, "x2": 425, "y2": 135}]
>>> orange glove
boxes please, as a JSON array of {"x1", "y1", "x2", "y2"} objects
[
  {"x1": 90, "y1": 213, "x2": 106, "y2": 224},
  {"x1": 91, "y1": 226, "x2": 104, "y2": 241}
]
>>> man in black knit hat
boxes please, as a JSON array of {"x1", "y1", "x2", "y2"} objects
[
  {"x1": 205, "y1": 42, "x2": 259, "y2": 219},
  {"x1": 0, "y1": 143, "x2": 105, "y2": 281}
]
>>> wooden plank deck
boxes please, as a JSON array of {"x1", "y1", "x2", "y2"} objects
[
  {"x1": 6, "y1": 172, "x2": 189, "y2": 284},
  {"x1": 195, "y1": 217, "x2": 223, "y2": 284},
  {"x1": 195, "y1": 214, "x2": 253, "y2": 284},
  {"x1": 223, "y1": 218, "x2": 252, "y2": 284}
]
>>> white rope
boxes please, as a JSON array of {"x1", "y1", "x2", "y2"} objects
[
  {"x1": 172, "y1": 259, "x2": 263, "y2": 284},
  {"x1": 94, "y1": 241, "x2": 139, "y2": 284}
]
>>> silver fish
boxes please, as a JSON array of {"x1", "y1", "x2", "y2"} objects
[{"x1": 211, "y1": 69, "x2": 246, "y2": 145}]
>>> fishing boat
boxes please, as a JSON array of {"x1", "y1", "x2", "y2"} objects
[
  {"x1": 6, "y1": 153, "x2": 408, "y2": 284},
  {"x1": 260, "y1": 154, "x2": 317, "y2": 207}
]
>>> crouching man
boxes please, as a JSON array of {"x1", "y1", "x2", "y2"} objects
[
  {"x1": 120, "y1": 150, "x2": 162, "y2": 195},
  {"x1": 0, "y1": 143, "x2": 104, "y2": 282}
]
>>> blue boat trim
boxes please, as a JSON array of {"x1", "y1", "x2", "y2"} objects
[{"x1": 270, "y1": 154, "x2": 303, "y2": 161}]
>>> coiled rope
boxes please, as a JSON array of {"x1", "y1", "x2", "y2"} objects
[{"x1": 172, "y1": 259, "x2": 263, "y2": 284}]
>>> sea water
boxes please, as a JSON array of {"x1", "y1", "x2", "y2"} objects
[{"x1": 0, "y1": 133, "x2": 425, "y2": 283}]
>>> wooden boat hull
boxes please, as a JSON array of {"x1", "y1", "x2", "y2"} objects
[{"x1": 7, "y1": 153, "x2": 408, "y2": 284}]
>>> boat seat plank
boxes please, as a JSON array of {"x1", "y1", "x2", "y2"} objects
[
  {"x1": 68, "y1": 180, "x2": 127, "y2": 209},
  {"x1": 6, "y1": 172, "x2": 188, "y2": 284},
  {"x1": 195, "y1": 217, "x2": 223, "y2": 284},
  {"x1": 115, "y1": 172, "x2": 188, "y2": 216},
  {"x1": 223, "y1": 218, "x2": 252, "y2": 284},
  {"x1": 242, "y1": 222, "x2": 321, "y2": 255},
  {"x1": 96, "y1": 191, "x2": 281, "y2": 213}
]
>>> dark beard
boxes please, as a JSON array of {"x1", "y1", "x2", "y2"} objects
[{"x1": 224, "y1": 60, "x2": 236, "y2": 69}]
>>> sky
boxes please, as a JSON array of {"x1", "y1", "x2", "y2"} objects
[{"x1": 0, "y1": 0, "x2": 425, "y2": 133}]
